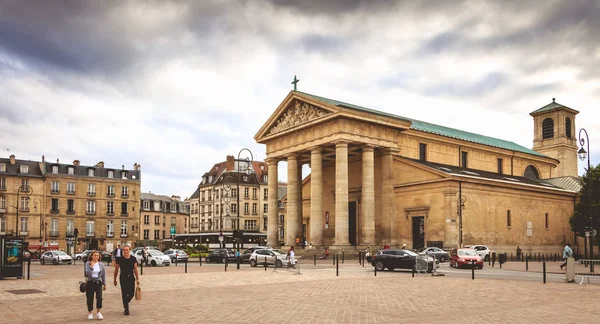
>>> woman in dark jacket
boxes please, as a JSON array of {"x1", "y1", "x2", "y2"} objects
[{"x1": 85, "y1": 251, "x2": 107, "y2": 320}]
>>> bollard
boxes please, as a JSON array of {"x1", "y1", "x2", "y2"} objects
[
  {"x1": 175, "y1": 255, "x2": 178, "y2": 267},
  {"x1": 500, "y1": 259, "x2": 502, "y2": 269},
  {"x1": 358, "y1": 251, "x2": 362, "y2": 265},
  {"x1": 526, "y1": 256, "x2": 529, "y2": 271},
  {"x1": 225, "y1": 258, "x2": 228, "y2": 272},
  {"x1": 472, "y1": 260, "x2": 475, "y2": 280},
  {"x1": 374, "y1": 263, "x2": 377, "y2": 277},
  {"x1": 141, "y1": 262, "x2": 144, "y2": 275},
  {"x1": 342, "y1": 251, "x2": 345, "y2": 264},
  {"x1": 412, "y1": 259, "x2": 415, "y2": 277},
  {"x1": 185, "y1": 259, "x2": 188, "y2": 273},
  {"x1": 591, "y1": 262, "x2": 595, "y2": 273},
  {"x1": 333, "y1": 254, "x2": 336, "y2": 266},
  {"x1": 264, "y1": 256, "x2": 267, "y2": 271},
  {"x1": 237, "y1": 256, "x2": 240, "y2": 270},
  {"x1": 362, "y1": 252, "x2": 365, "y2": 268},
  {"x1": 543, "y1": 261, "x2": 546, "y2": 284},
  {"x1": 336, "y1": 255, "x2": 339, "y2": 277},
  {"x1": 314, "y1": 254, "x2": 316, "y2": 266},
  {"x1": 27, "y1": 258, "x2": 31, "y2": 280},
  {"x1": 199, "y1": 254, "x2": 202, "y2": 266}
]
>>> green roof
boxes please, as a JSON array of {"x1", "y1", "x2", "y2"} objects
[
  {"x1": 297, "y1": 91, "x2": 547, "y2": 158},
  {"x1": 530, "y1": 98, "x2": 574, "y2": 115}
]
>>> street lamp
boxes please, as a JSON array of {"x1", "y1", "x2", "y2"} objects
[
  {"x1": 220, "y1": 175, "x2": 234, "y2": 249},
  {"x1": 578, "y1": 128, "x2": 594, "y2": 259},
  {"x1": 236, "y1": 148, "x2": 254, "y2": 250}
]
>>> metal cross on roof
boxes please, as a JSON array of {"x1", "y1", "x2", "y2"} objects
[{"x1": 291, "y1": 75, "x2": 300, "y2": 91}]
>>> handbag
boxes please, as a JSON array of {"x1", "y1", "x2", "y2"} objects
[
  {"x1": 79, "y1": 279, "x2": 87, "y2": 293},
  {"x1": 135, "y1": 283, "x2": 142, "y2": 301}
]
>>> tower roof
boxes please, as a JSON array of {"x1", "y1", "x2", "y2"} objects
[{"x1": 530, "y1": 98, "x2": 579, "y2": 116}]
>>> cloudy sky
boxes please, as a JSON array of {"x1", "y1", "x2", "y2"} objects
[{"x1": 1, "y1": 0, "x2": 599, "y2": 198}]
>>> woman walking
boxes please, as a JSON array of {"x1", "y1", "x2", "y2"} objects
[
  {"x1": 85, "y1": 251, "x2": 106, "y2": 320},
  {"x1": 113, "y1": 245, "x2": 140, "y2": 315}
]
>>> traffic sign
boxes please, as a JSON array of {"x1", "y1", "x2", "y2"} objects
[{"x1": 170, "y1": 227, "x2": 176, "y2": 235}]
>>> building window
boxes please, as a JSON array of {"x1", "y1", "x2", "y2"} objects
[
  {"x1": 263, "y1": 217, "x2": 268, "y2": 230},
  {"x1": 154, "y1": 230, "x2": 160, "y2": 240},
  {"x1": 279, "y1": 215, "x2": 284, "y2": 223},
  {"x1": 232, "y1": 204, "x2": 237, "y2": 213},
  {"x1": 244, "y1": 188, "x2": 249, "y2": 199},
  {"x1": 524, "y1": 165, "x2": 540, "y2": 180},
  {"x1": 87, "y1": 184, "x2": 96, "y2": 196},
  {"x1": 121, "y1": 186, "x2": 128, "y2": 197},
  {"x1": 252, "y1": 188, "x2": 257, "y2": 199},
  {"x1": 67, "y1": 182, "x2": 75, "y2": 194},
  {"x1": 121, "y1": 171, "x2": 127, "y2": 179},
  {"x1": 21, "y1": 178, "x2": 29, "y2": 190},
  {"x1": 66, "y1": 219, "x2": 74, "y2": 236},
  {"x1": 20, "y1": 197, "x2": 29, "y2": 211},
  {"x1": 279, "y1": 228, "x2": 284, "y2": 238},
  {"x1": 0, "y1": 196, "x2": 6, "y2": 210},
  {"x1": 50, "y1": 218, "x2": 59, "y2": 236},
  {"x1": 20, "y1": 217, "x2": 28, "y2": 234},
  {"x1": 86, "y1": 221, "x2": 95, "y2": 236},
  {"x1": 143, "y1": 201, "x2": 150, "y2": 210},
  {"x1": 232, "y1": 188, "x2": 237, "y2": 198},
  {"x1": 0, "y1": 163, "x2": 5, "y2": 172},
  {"x1": 87, "y1": 201, "x2": 96, "y2": 214},
  {"x1": 419, "y1": 143, "x2": 427, "y2": 161},
  {"x1": 88, "y1": 168, "x2": 95, "y2": 177},
  {"x1": 252, "y1": 203, "x2": 257, "y2": 215},
  {"x1": 264, "y1": 189, "x2": 268, "y2": 200},
  {"x1": 51, "y1": 181, "x2": 59, "y2": 193},
  {"x1": 542, "y1": 118, "x2": 554, "y2": 139},
  {"x1": 244, "y1": 220, "x2": 257, "y2": 230},
  {"x1": 52, "y1": 165, "x2": 58, "y2": 174},
  {"x1": 263, "y1": 204, "x2": 268, "y2": 213},
  {"x1": 171, "y1": 217, "x2": 176, "y2": 226},
  {"x1": 545, "y1": 213, "x2": 549, "y2": 229},
  {"x1": 565, "y1": 117, "x2": 572, "y2": 139},
  {"x1": 68, "y1": 167, "x2": 74, "y2": 175},
  {"x1": 107, "y1": 170, "x2": 114, "y2": 178},
  {"x1": 67, "y1": 199, "x2": 74, "y2": 213},
  {"x1": 51, "y1": 198, "x2": 59, "y2": 213},
  {"x1": 0, "y1": 177, "x2": 5, "y2": 190},
  {"x1": 170, "y1": 203, "x2": 176, "y2": 212},
  {"x1": 244, "y1": 203, "x2": 249, "y2": 214},
  {"x1": 120, "y1": 221, "x2": 128, "y2": 236},
  {"x1": 20, "y1": 165, "x2": 28, "y2": 174},
  {"x1": 121, "y1": 202, "x2": 128, "y2": 215},
  {"x1": 144, "y1": 215, "x2": 149, "y2": 224},
  {"x1": 107, "y1": 201, "x2": 114, "y2": 215},
  {"x1": 461, "y1": 151, "x2": 468, "y2": 168},
  {"x1": 497, "y1": 158, "x2": 503, "y2": 174},
  {"x1": 507, "y1": 210, "x2": 511, "y2": 227},
  {"x1": 155, "y1": 216, "x2": 160, "y2": 225},
  {"x1": 153, "y1": 201, "x2": 160, "y2": 211},
  {"x1": 0, "y1": 217, "x2": 5, "y2": 234},
  {"x1": 107, "y1": 185, "x2": 115, "y2": 197},
  {"x1": 143, "y1": 229, "x2": 149, "y2": 240}
]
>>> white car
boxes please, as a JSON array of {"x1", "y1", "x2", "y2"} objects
[
  {"x1": 467, "y1": 245, "x2": 491, "y2": 261},
  {"x1": 40, "y1": 251, "x2": 73, "y2": 265},
  {"x1": 248, "y1": 249, "x2": 289, "y2": 268},
  {"x1": 133, "y1": 249, "x2": 171, "y2": 266}
]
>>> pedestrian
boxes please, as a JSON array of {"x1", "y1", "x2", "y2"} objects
[
  {"x1": 366, "y1": 246, "x2": 372, "y2": 263},
  {"x1": 287, "y1": 246, "x2": 296, "y2": 269},
  {"x1": 142, "y1": 245, "x2": 149, "y2": 266},
  {"x1": 401, "y1": 243, "x2": 407, "y2": 250},
  {"x1": 84, "y1": 251, "x2": 106, "y2": 320},
  {"x1": 560, "y1": 243, "x2": 573, "y2": 270},
  {"x1": 516, "y1": 246, "x2": 522, "y2": 261},
  {"x1": 113, "y1": 244, "x2": 123, "y2": 266},
  {"x1": 295, "y1": 237, "x2": 300, "y2": 249},
  {"x1": 113, "y1": 245, "x2": 140, "y2": 315}
]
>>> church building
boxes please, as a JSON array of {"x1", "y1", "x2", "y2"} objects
[{"x1": 255, "y1": 91, "x2": 581, "y2": 253}]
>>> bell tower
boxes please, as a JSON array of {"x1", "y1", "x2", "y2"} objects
[{"x1": 530, "y1": 98, "x2": 579, "y2": 178}]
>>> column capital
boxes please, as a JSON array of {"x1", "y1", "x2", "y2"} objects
[
  {"x1": 265, "y1": 158, "x2": 280, "y2": 165},
  {"x1": 332, "y1": 140, "x2": 351, "y2": 147},
  {"x1": 361, "y1": 144, "x2": 377, "y2": 151},
  {"x1": 309, "y1": 146, "x2": 322, "y2": 154},
  {"x1": 286, "y1": 153, "x2": 298, "y2": 160}
]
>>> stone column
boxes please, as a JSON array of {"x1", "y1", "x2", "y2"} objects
[
  {"x1": 381, "y1": 148, "x2": 399, "y2": 245},
  {"x1": 361, "y1": 145, "x2": 376, "y2": 245},
  {"x1": 286, "y1": 154, "x2": 299, "y2": 246},
  {"x1": 310, "y1": 147, "x2": 323, "y2": 246},
  {"x1": 297, "y1": 161, "x2": 303, "y2": 241},
  {"x1": 267, "y1": 159, "x2": 279, "y2": 247},
  {"x1": 334, "y1": 141, "x2": 350, "y2": 246}
]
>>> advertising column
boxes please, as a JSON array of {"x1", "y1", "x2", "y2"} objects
[{"x1": 0, "y1": 237, "x2": 24, "y2": 279}]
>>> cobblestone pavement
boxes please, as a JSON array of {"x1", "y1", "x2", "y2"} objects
[{"x1": 1, "y1": 262, "x2": 599, "y2": 324}]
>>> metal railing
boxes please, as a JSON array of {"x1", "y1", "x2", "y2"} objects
[{"x1": 575, "y1": 259, "x2": 600, "y2": 284}]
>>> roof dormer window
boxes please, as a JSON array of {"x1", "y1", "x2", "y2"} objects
[
  {"x1": 121, "y1": 171, "x2": 127, "y2": 179},
  {"x1": 143, "y1": 200, "x2": 150, "y2": 210},
  {"x1": 20, "y1": 165, "x2": 28, "y2": 174},
  {"x1": 52, "y1": 165, "x2": 59, "y2": 174},
  {"x1": 107, "y1": 170, "x2": 114, "y2": 178},
  {"x1": 0, "y1": 163, "x2": 5, "y2": 172},
  {"x1": 68, "y1": 167, "x2": 74, "y2": 175},
  {"x1": 88, "y1": 168, "x2": 95, "y2": 177}
]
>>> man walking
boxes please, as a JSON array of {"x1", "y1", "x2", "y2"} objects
[
  {"x1": 113, "y1": 244, "x2": 123, "y2": 265},
  {"x1": 516, "y1": 246, "x2": 522, "y2": 261},
  {"x1": 560, "y1": 243, "x2": 573, "y2": 270},
  {"x1": 113, "y1": 246, "x2": 140, "y2": 315}
]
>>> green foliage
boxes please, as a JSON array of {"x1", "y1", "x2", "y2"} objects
[
  {"x1": 570, "y1": 164, "x2": 600, "y2": 237},
  {"x1": 195, "y1": 244, "x2": 209, "y2": 253}
]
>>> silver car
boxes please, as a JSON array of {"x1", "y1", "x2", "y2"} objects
[
  {"x1": 40, "y1": 251, "x2": 73, "y2": 265},
  {"x1": 163, "y1": 249, "x2": 188, "y2": 263},
  {"x1": 248, "y1": 249, "x2": 289, "y2": 268}
]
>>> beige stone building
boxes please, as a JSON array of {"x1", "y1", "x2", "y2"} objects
[
  {"x1": 256, "y1": 91, "x2": 581, "y2": 254},
  {"x1": 0, "y1": 155, "x2": 141, "y2": 254},
  {"x1": 139, "y1": 193, "x2": 189, "y2": 249}
]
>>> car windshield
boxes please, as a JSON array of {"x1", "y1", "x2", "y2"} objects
[
  {"x1": 458, "y1": 250, "x2": 478, "y2": 256},
  {"x1": 404, "y1": 250, "x2": 418, "y2": 256},
  {"x1": 55, "y1": 251, "x2": 68, "y2": 256},
  {"x1": 149, "y1": 251, "x2": 164, "y2": 256}
]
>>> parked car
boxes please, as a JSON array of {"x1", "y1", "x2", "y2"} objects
[
  {"x1": 133, "y1": 249, "x2": 171, "y2": 266},
  {"x1": 100, "y1": 251, "x2": 112, "y2": 264},
  {"x1": 417, "y1": 247, "x2": 450, "y2": 263},
  {"x1": 450, "y1": 248, "x2": 484, "y2": 269},
  {"x1": 467, "y1": 245, "x2": 491, "y2": 261},
  {"x1": 205, "y1": 249, "x2": 236, "y2": 263},
  {"x1": 74, "y1": 250, "x2": 94, "y2": 261},
  {"x1": 40, "y1": 251, "x2": 73, "y2": 265},
  {"x1": 241, "y1": 246, "x2": 270, "y2": 263},
  {"x1": 132, "y1": 246, "x2": 159, "y2": 254},
  {"x1": 371, "y1": 249, "x2": 438, "y2": 272},
  {"x1": 163, "y1": 249, "x2": 189, "y2": 263},
  {"x1": 248, "y1": 249, "x2": 289, "y2": 268}
]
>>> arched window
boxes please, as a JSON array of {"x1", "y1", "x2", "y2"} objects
[
  {"x1": 542, "y1": 118, "x2": 554, "y2": 139},
  {"x1": 524, "y1": 165, "x2": 540, "y2": 180},
  {"x1": 565, "y1": 117, "x2": 572, "y2": 139}
]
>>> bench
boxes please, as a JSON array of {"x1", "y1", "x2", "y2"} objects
[{"x1": 575, "y1": 260, "x2": 600, "y2": 284}]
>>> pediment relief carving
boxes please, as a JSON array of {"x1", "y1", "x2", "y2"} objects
[{"x1": 268, "y1": 100, "x2": 331, "y2": 135}]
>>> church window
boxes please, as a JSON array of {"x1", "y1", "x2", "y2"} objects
[
  {"x1": 524, "y1": 165, "x2": 539, "y2": 180},
  {"x1": 545, "y1": 213, "x2": 549, "y2": 229},
  {"x1": 461, "y1": 151, "x2": 468, "y2": 168},
  {"x1": 506, "y1": 210, "x2": 511, "y2": 227},
  {"x1": 565, "y1": 117, "x2": 572, "y2": 139},
  {"x1": 542, "y1": 118, "x2": 554, "y2": 139},
  {"x1": 497, "y1": 158, "x2": 503, "y2": 174},
  {"x1": 419, "y1": 143, "x2": 427, "y2": 161}
]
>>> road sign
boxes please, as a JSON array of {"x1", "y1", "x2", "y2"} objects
[
  {"x1": 170, "y1": 227, "x2": 176, "y2": 235},
  {"x1": 218, "y1": 236, "x2": 224, "y2": 242}
]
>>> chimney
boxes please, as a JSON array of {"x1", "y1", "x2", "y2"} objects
[
  {"x1": 122, "y1": 164, "x2": 124, "y2": 170},
  {"x1": 96, "y1": 161, "x2": 104, "y2": 168},
  {"x1": 9, "y1": 154, "x2": 15, "y2": 165},
  {"x1": 171, "y1": 195, "x2": 181, "y2": 201},
  {"x1": 134, "y1": 162, "x2": 140, "y2": 171},
  {"x1": 42, "y1": 155, "x2": 45, "y2": 163},
  {"x1": 73, "y1": 160, "x2": 80, "y2": 166},
  {"x1": 226, "y1": 155, "x2": 235, "y2": 171}
]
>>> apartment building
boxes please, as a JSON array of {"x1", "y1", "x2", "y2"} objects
[{"x1": 140, "y1": 193, "x2": 189, "y2": 249}]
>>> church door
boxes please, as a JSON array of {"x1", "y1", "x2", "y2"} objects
[
  {"x1": 412, "y1": 216, "x2": 425, "y2": 249},
  {"x1": 348, "y1": 201, "x2": 357, "y2": 246}
]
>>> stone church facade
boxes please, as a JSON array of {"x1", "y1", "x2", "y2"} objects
[{"x1": 255, "y1": 91, "x2": 580, "y2": 253}]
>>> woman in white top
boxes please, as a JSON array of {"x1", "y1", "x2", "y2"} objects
[
  {"x1": 288, "y1": 246, "x2": 296, "y2": 269},
  {"x1": 84, "y1": 251, "x2": 106, "y2": 320}
]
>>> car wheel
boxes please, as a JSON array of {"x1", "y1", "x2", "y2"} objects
[
  {"x1": 427, "y1": 264, "x2": 434, "y2": 273},
  {"x1": 52, "y1": 259, "x2": 58, "y2": 265},
  {"x1": 76, "y1": 256, "x2": 82, "y2": 261},
  {"x1": 171, "y1": 257, "x2": 176, "y2": 263},
  {"x1": 484, "y1": 255, "x2": 490, "y2": 262},
  {"x1": 249, "y1": 259, "x2": 257, "y2": 267},
  {"x1": 439, "y1": 256, "x2": 446, "y2": 263},
  {"x1": 478, "y1": 265, "x2": 483, "y2": 269},
  {"x1": 206, "y1": 258, "x2": 211, "y2": 263},
  {"x1": 275, "y1": 260, "x2": 283, "y2": 268},
  {"x1": 40, "y1": 258, "x2": 45, "y2": 265},
  {"x1": 151, "y1": 260, "x2": 157, "y2": 267},
  {"x1": 375, "y1": 261, "x2": 385, "y2": 271}
]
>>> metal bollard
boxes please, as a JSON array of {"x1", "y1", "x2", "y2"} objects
[
  {"x1": 199, "y1": 254, "x2": 202, "y2": 266},
  {"x1": 500, "y1": 258, "x2": 502, "y2": 269},
  {"x1": 314, "y1": 254, "x2": 316, "y2": 266},
  {"x1": 141, "y1": 262, "x2": 143, "y2": 275},
  {"x1": 362, "y1": 252, "x2": 365, "y2": 268},
  {"x1": 472, "y1": 260, "x2": 475, "y2": 280},
  {"x1": 526, "y1": 256, "x2": 529, "y2": 271},
  {"x1": 412, "y1": 260, "x2": 415, "y2": 278},
  {"x1": 336, "y1": 255, "x2": 339, "y2": 277},
  {"x1": 27, "y1": 259, "x2": 31, "y2": 280},
  {"x1": 333, "y1": 254, "x2": 336, "y2": 266},
  {"x1": 358, "y1": 251, "x2": 362, "y2": 265},
  {"x1": 264, "y1": 256, "x2": 267, "y2": 271},
  {"x1": 175, "y1": 256, "x2": 178, "y2": 267},
  {"x1": 374, "y1": 263, "x2": 377, "y2": 276},
  {"x1": 225, "y1": 258, "x2": 228, "y2": 272},
  {"x1": 342, "y1": 251, "x2": 345, "y2": 264},
  {"x1": 543, "y1": 261, "x2": 546, "y2": 284},
  {"x1": 185, "y1": 259, "x2": 188, "y2": 273}
]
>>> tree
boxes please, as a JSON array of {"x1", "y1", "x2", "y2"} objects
[{"x1": 570, "y1": 164, "x2": 600, "y2": 252}]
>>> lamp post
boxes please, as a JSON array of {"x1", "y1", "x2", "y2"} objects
[
  {"x1": 236, "y1": 148, "x2": 254, "y2": 250},
  {"x1": 578, "y1": 128, "x2": 593, "y2": 259},
  {"x1": 458, "y1": 181, "x2": 466, "y2": 248},
  {"x1": 220, "y1": 175, "x2": 234, "y2": 249},
  {"x1": 14, "y1": 185, "x2": 33, "y2": 238}
]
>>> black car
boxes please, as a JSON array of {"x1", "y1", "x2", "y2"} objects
[
  {"x1": 371, "y1": 249, "x2": 437, "y2": 272},
  {"x1": 100, "y1": 251, "x2": 112, "y2": 264},
  {"x1": 241, "y1": 246, "x2": 270, "y2": 263},
  {"x1": 205, "y1": 249, "x2": 236, "y2": 263}
]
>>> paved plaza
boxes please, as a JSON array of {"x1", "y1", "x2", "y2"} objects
[{"x1": 0, "y1": 261, "x2": 599, "y2": 324}]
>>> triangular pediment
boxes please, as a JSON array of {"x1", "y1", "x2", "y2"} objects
[{"x1": 255, "y1": 92, "x2": 339, "y2": 142}]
